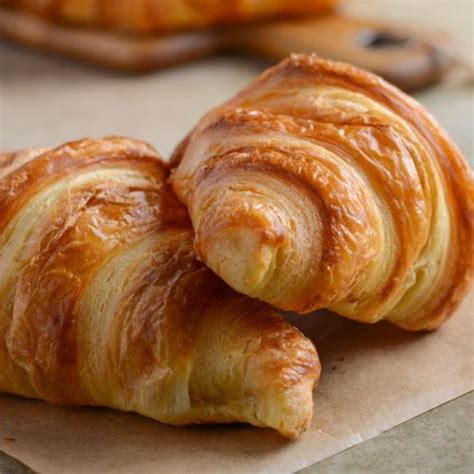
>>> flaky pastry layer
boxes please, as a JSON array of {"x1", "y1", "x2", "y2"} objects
[
  {"x1": 171, "y1": 54, "x2": 473, "y2": 330},
  {"x1": 0, "y1": 136, "x2": 320, "y2": 439}
]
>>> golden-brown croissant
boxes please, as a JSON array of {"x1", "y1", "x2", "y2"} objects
[
  {"x1": 171, "y1": 54, "x2": 473, "y2": 331},
  {"x1": 0, "y1": 137, "x2": 320, "y2": 439},
  {"x1": 0, "y1": 0, "x2": 337, "y2": 33}
]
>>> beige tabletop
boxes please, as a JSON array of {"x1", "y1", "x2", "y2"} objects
[{"x1": 0, "y1": 1, "x2": 473, "y2": 473}]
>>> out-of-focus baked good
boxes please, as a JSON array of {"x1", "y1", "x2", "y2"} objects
[{"x1": 0, "y1": 0, "x2": 337, "y2": 33}]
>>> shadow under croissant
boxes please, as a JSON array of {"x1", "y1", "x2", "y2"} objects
[
  {"x1": 0, "y1": 394, "x2": 288, "y2": 473},
  {"x1": 287, "y1": 309, "x2": 430, "y2": 386},
  {"x1": 287, "y1": 309, "x2": 426, "y2": 356}
]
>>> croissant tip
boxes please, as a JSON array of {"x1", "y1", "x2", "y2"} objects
[{"x1": 204, "y1": 227, "x2": 281, "y2": 297}]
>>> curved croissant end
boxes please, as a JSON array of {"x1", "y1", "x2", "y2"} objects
[
  {"x1": 0, "y1": 0, "x2": 337, "y2": 33},
  {"x1": 171, "y1": 54, "x2": 473, "y2": 331},
  {"x1": 0, "y1": 137, "x2": 320, "y2": 439}
]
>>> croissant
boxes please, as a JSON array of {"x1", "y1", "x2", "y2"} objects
[
  {"x1": 0, "y1": 0, "x2": 337, "y2": 33},
  {"x1": 171, "y1": 54, "x2": 473, "y2": 331},
  {"x1": 0, "y1": 137, "x2": 320, "y2": 439}
]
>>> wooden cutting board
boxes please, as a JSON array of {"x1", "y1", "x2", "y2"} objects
[{"x1": 0, "y1": 6, "x2": 455, "y2": 91}]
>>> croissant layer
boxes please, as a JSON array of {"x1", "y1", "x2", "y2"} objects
[
  {"x1": 171, "y1": 54, "x2": 473, "y2": 331},
  {"x1": 0, "y1": 0, "x2": 337, "y2": 33},
  {"x1": 0, "y1": 137, "x2": 320, "y2": 439}
]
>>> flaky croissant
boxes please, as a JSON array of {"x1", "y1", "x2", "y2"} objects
[
  {"x1": 0, "y1": 0, "x2": 336, "y2": 33},
  {"x1": 171, "y1": 54, "x2": 473, "y2": 331},
  {"x1": 0, "y1": 137, "x2": 320, "y2": 439}
]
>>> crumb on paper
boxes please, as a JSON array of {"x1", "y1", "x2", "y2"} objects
[
  {"x1": 332, "y1": 366, "x2": 337, "y2": 371},
  {"x1": 3, "y1": 438, "x2": 16, "y2": 444}
]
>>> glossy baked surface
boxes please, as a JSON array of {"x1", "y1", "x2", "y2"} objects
[
  {"x1": 0, "y1": 0, "x2": 337, "y2": 33},
  {"x1": 172, "y1": 54, "x2": 473, "y2": 330},
  {"x1": 0, "y1": 137, "x2": 320, "y2": 439}
]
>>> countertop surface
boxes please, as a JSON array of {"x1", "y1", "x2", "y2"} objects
[{"x1": 0, "y1": 1, "x2": 472, "y2": 473}]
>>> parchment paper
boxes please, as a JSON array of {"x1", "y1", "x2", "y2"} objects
[{"x1": 1, "y1": 289, "x2": 472, "y2": 474}]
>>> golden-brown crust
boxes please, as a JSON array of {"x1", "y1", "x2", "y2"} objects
[
  {"x1": 0, "y1": 136, "x2": 320, "y2": 439},
  {"x1": 171, "y1": 54, "x2": 473, "y2": 331},
  {"x1": 0, "y1": 0, "x2": 337, "y2": 34}
]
